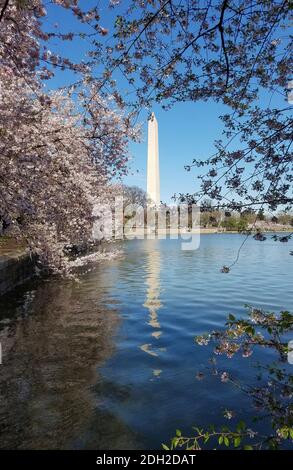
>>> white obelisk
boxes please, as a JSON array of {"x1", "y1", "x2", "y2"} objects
[{"x1": 147, "y1": 112, "x2": 160, "y2": 206}]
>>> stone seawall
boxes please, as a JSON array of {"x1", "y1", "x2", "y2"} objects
[{"x1": 0, "y1": 249, "x2": 35, "y2": 296}]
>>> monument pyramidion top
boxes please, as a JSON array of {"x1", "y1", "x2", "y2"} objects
[{"x1": 149, "y1": 112, "x2": 157, "y2": 122}]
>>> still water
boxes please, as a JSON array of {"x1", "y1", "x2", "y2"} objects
[{"x1": 0, "y1": 234, "x2": 292, "y2": 449}]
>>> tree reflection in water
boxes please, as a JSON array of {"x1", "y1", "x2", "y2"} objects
[{"x1": 0, "y1": 272, "x2": 140, "y2": 449}]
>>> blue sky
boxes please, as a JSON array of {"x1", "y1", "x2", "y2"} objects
[{"x1": 42, "y1": 2, "x2": 287, "y2": 204}]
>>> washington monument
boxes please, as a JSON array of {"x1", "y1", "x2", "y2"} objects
[{"x1": 147, "y1": 112, "x2": 160, "y2": 205}]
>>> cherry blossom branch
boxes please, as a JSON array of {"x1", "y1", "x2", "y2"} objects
[{"x1": 0, "y1": 0, "x2": 10, "y2": 23}]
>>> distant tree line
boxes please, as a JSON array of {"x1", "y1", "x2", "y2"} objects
[{"x1": 199, "y1": 199, "x2": 293, "y2": 231}]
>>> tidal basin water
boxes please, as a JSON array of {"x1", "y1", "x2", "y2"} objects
[{"x1": 0, "y1": 234, "x2": 292, "y2": 449}]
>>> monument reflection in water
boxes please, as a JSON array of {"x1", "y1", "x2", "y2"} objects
[{"x1": 141, "y1": 243, "x2": 165, "y2": 377}]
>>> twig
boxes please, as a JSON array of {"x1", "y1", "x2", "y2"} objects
[{"x1": 0, "y1": 0, "x2": 9, "y2": 22}]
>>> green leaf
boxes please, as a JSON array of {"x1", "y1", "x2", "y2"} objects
[
  {"x1": 176, "y1": 429, "x2": 182, "y2": 437},
  {"x1": 204, "y1": 434, "x2": 210, "y2": 444},
  {"x1": 244, "y1": 445, "x2": 253, "y2": 450},
  {"x1": 162, "y1": 444, "x2": 169, "y2": 450},
  {"x1": 224, "y1": 436, "x2": 229, "y2": 447},
  {"x1": 228, "y1": 314, "x2": 235, "y2": 321},
  {"x1": 245, "y1": 326, "x2": 255, "y2": 335},
  {"x1": 218, "y1": 436, "x2": 223, "y2": 445},
  {"x1": 236, "y1": 420, "x2": 246, "y2": 432},
  {"x1": 171, "y1": 437, "x2": 179, "y2": 449},
  {"x1": 277, "y1": 427, "x2": 289, "y2": 439},
  {"x1": 234, "y1": 437, "x2": 241, "y2": 447}
]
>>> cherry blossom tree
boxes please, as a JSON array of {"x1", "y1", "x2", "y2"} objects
[{"x1": 0, "y1": 0, "x2": 139, "y2": 274}]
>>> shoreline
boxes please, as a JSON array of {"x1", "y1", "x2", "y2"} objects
[
  {"x1": 0, "y1": 227, "x2": 291, "y2": 295},
  {"x1": 124, "y1": 227, "x2": 292, "y2": 237}
]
